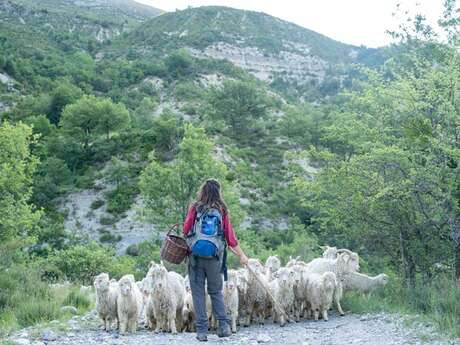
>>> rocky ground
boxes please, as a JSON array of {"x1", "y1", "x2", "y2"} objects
[{"x1": 7, "y1": 310, "x2": 458, "y2": 345}]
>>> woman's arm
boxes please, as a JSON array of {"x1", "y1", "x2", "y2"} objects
[{"x1": 229, "y1": 244, "x2": 249, "y2": 266}]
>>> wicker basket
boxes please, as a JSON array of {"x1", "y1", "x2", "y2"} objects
[{"x1": 160, "y1": 224, "x2": 189, "y2": 264}]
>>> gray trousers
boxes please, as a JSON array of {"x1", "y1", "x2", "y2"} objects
[{"x1": 188, "y1": 256, "x2": 229, "y2": 333}]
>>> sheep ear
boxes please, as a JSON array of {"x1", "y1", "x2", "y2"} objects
[{"x1": 149, "y1": 261, "x2": 156, "y2": 268}]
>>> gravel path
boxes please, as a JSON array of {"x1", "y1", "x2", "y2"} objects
[{"x1": 21, "y1": 312, "x2": 456, "y2": 345}]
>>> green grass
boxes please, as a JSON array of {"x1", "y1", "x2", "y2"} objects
[
  {"x1": 0, "y1": 264, "x2": 94, "y2": 337},
  {"x1": 62, "y1": 291, "x2": 91, "y2": 311},
  {"x1": 342, "y1": 274, "x2": 460, "y2": 339}
]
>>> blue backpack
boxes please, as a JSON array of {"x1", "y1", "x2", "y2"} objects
[{"x1": 186, "y1": 207, "x2": 225, "y2": 258}]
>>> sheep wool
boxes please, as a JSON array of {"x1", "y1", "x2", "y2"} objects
[
  {"x1": 94, "y1": 273, "x2": 119, "y2": 331},
  {"x1": 117, "y1": 274, "x2": 143, "y2": 334}
]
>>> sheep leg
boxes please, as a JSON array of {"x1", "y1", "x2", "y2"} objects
[
  {"x1": 119, "y1": 318, "x2": 127, "y2": 335},
  {"x1": 313, "y1": 309, "x2": 319, "y2": 321},
  {"x1": 335, "y1": 299, "x2": 345, "y2": 316},
  {"x1": 279, "y1": 314, "x2": 286, "y2": 327},
  {"x1": 335, "y1": 285, "x2": 345, "y2": 316},
  {"x1": 231, "y1": 313, "x2": 237, "y2": 333},
  {"x1": 169, "y1": 310, "x2": 177, "y2": 334},
  {"x1": 130, "y1": 317, "x2": 137, "y2": 333},
  {"x1": 322, "y1": 309, "x2": 328, "y2": 321}
]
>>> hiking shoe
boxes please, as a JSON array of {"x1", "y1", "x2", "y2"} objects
[
  {"x1": 196, "y1": 333, "x2": 208, "y2": 342},
  {"x1": 217, "y1": 323, "x2": 231, "y2": 338}
]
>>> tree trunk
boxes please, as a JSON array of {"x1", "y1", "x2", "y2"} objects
[{"x1": 400, "y1": 228, "x2": 416, "y2": 288}]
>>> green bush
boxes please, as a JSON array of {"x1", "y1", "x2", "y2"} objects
[
  {"x1": 90, "y1": 199, "x2": 105, "y2": 210},
  {"x1": 99, "y1": 231, "x2": 122, "y2": 243},
  {"x1": 100, "y1": 216, "x2": 116, "y2": 225},
  {"x1": 48, "y1": 242, "x2": 136, "y2": 284},
  {"x1": 106, "y1": 183, "x2": 138, "y2": 215}
]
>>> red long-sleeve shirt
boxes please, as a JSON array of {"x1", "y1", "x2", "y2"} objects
[{"x1": 182, "y1": 205, "x2": 238, "y2": 248}]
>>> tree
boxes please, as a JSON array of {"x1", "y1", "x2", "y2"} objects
[
  {"x1": 208, "y1": 80, "x2": 272, "y2": 137},
  {"x1": 32, "y1": 157, "x2": 72, "y2": 207},
  {"x1": 0, "y1": 122, "x2": 41, "y2": 242},
  {"x1": 59, "y1": 95, "x2": 130, "y2": 150},
  {"x1": 140, "y1": 124, "x2": 241, "y2": 229},
  {"x1": 48, "y1": 80, "x2": 84, "y2": 124}
]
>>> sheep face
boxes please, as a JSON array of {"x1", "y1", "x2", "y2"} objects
[
  {"x1": 94, "y1": 273, "x2": 110, "y2": 291},
  {"x1": 322, "y1": 272, "x2": 337, "y2": 292},
  {"x1": 119, "y1": 275, "x2": 136, "y2": 296},
  {"x1": 338, "y1": 252, "x2": 360, "y2": 273},
  {"x1": 276, "y1": 267, "x2": 294, "y2": 288},
  {"x1": 265, "y1": 256, "x2": 281, "y2": 274},
  {"x1": 150, "y1": 265, "x2": 168, "y2": 289},
  {"x1": 226, "y1": 270, "x2": 238, "y2": 291},
  {"x1": 322, "y1": 246, "x2": 338, "y2": 259},
  {"x1": 247, "y1": 258, "x2": 264, "y2": 276}
]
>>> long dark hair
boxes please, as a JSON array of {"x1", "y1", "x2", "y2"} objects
[{"x1": 195, "y1": 178, "x2": 228, "y2": 214}]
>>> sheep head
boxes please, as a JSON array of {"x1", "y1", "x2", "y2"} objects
[
  {"x1": 322, "y1": 272, "x2": 337, "y2": 292},
  {"x1": 247, "y1": 258, "x2": 264, "y2": 276},
  {"x1": 337, "y1": 251, "x2": 360, "y2": 273},
  {"x1": 322, "y1": 246, "x2": 338, "y2": 259},
  {"x1": 276, "y1": 267, "x2": 295, "y2": 288},
  {"x1": 265, "y1": 255, "x2": 281, "y2": 273},
  {"x1": 226, "y1": 270, "x2": 238, "y2": 291},
  {"x1": 94, "y1": 273, "x2": 110, "y2": 291},
  {"x1": 119, "y1": 274, "x2": 136, "y2": 296},
  {"x1": 150, "y1": 265, "x2": 168, "y2": 289},
  {"x1": 376, "y1": 273, "x2": 389, "y2": 286}
]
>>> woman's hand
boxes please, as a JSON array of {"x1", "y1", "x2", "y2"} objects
[
  {"x1": 239, "y1": 253, "x2": 249, "y2": 266},
  {"x1": 229, "y1": 244, "x2": 249, "y2": 266}
]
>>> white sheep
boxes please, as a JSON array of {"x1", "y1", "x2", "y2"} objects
[
  {"x1": 305, "y1": 250, "x2": 360, "y2": 315},
  {"x1": 272, "y1": 267, "x2": 295, "y2": 326},
  {"x1": 290, "y1": 263, "x2": 312, "y2": 321},
  {"x1": 245, "y1": 259, "x2": 269, "y2": 325},
  {"x1": 236, "y1": 268, "x2": 250, "y2": 326},
  {"x1": 321, "y1": 245, "x2": 338, "y2": 259},
  {"x1": 306, "y1": 272, "x2": 337, "y2": 321},
  {"x1": 264, "y1": 255, "x2": 281, "y2": 282},
  {"x1": 148, "y1": 264, "x2": 185, "y2": 334},
  {"x1": 342, "y1": 272, "x2": 389, "y2": 297},
  {"x1": 137, "y1": 277, "x2": 153, "y2": 326},
  {"x1": 94, "y1": 273, "x2": 119, "y2": 331},
  {"x1": 181, "y1": 290, "x2": 195, "y2": 332},
  {"x1": 223, "y1": 269, "x2": 239, "y2": 333},
  {"x1": 117, "y1": 274, "x2": 143, "y2": 334}
]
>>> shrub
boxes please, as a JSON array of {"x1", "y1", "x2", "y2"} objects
[
  {"x1": 48, "y1": 242, "x2": 135, "y2": 284},
  {"x1": 105, "y1": 183, "x2": 138, "y2": 215},
  {"x1": 90, "y1": 199, "x2": 104, "y2": 210},
  {"x1": 100, "y1": 216, "x2": 116, "y2": 225}
]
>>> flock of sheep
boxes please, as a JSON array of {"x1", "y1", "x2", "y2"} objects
[{"x1": 92, "y1": 246, "x2": 389, "y2": 335}]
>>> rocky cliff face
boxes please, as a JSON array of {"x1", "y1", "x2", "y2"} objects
[{"x1": 187, "y1": 41, "x2": 328, "y2": 84}]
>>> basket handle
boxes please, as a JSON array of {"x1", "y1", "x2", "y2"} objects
[{"x1": 167, "y1": 223, "x2": 180, "y2": 236}]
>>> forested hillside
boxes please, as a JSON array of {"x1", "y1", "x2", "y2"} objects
[{"x1": 1, "y1": 0, "x2": 459, "y2": 340}]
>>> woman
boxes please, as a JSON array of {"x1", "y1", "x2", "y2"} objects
[{"x1": 183, "y1": 178, "x2": 249, "y2": 341}]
